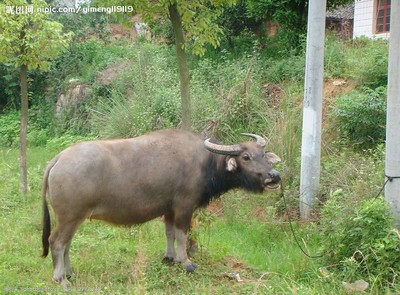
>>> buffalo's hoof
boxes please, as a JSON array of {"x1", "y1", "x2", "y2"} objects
[
  {"x1": 186, "y1": 263, "x2": 197, "y2": 273},
  {"x1": 53, "y1": 277, "x2": 72, "y2": 290},
  {"x1": 162, "y1": 257, "x2": 174, "y2": 265},
  {"x1": 187, "y1": 244, "x2": 198, "y2": 257},
  {"x1": 62, "y1": 280, "x2": 72, "y2": 291}
]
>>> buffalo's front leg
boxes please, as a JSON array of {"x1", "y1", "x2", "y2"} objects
[{"x1": 174, "y1": 211, "x2": 197, "y2": 272}]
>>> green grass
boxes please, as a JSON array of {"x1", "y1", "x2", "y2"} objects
[
  {"x1": 0, "y1": 36, "x2": 395, "y2": 294},
  {"x1": 1, "y1": 147, "x2": 368, "y2": 295},
  {"x1": 0, "y1": 36, "x2": 397, "y2": 294}
]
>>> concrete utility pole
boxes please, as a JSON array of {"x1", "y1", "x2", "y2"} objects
[
  {"x1": 300, "y1": 0, "x2": 326, "y2": 220},
  {"x1": 385, "y1": 0, "x2": 400, "y2": 228}
]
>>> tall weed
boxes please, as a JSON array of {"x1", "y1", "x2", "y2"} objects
[
  {"x1": 344, "y1": 38, "x2": 388, "y2": 87},
  {"x1": 324, "y1": 34, "x2": 346, "y2": 78},
  {"x1": 91, "y1": 90, "x2": 154, "y2": 138},
  {"x1": 90, "y1": 43, "x2": 180, "y2": 138},
  {"x1": 264, "y1": 51, "x2": 306, "y2": 84}
]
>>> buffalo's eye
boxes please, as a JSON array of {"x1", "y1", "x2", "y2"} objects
[{"x1": 242, "y1": 153, "x2": 251, "y2": 161}]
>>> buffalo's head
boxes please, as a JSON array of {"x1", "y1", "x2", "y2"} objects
[{"x1": 204, "y1": 134, "x2": 281, "y2": 192}]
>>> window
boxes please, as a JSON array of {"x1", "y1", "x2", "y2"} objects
[{"x1": 376, "y1": 0, "x2": 391, "y2": 33}]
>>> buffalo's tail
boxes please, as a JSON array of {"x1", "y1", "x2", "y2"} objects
[
  {"x1": 42, "y1": 199, "x2": 51, "y2": 258},
  {"x1": 41, "y1": 157, "x2": 58, "y2": 258}
]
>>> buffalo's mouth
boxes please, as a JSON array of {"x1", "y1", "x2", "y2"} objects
[
  {"x1": 265, "y1": 183, "x2": 281, "y2": 190},
  {"x1": 264, "y1": 179, "x2": 281, "y2": 190}
]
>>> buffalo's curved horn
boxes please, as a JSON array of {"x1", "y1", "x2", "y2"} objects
[
  {"x1": 204, "y1": 138, "x2": 242, "y2": 155},
  {"x1": 241, "y1": 133, "x2": 266, "y2": 147}
]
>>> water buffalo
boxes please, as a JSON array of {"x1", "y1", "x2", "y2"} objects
[{"x1": 41, "y1": 129, "x2": 281, "y2": 287}]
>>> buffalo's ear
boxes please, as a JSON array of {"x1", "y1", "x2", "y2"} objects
[
  {"x1": 265, "y1": 152, "x2": 281, "y2": 164},
  {"x1": 226, "y1": 157, "x2": 238, "y2": 171}
]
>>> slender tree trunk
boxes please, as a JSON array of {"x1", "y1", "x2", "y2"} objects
[
  {"x1": 20, "y1": 63, "x2": 28, "y2": 194},
  {"x1": 168, "y1": 3, "x2": 191, "y2": 130}
]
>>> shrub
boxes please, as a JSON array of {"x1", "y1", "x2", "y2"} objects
[
  {"x1": 0, "y1": 110, "x2": 20, "y2": 147},
  {"x1": 0, "y1": 109, "x2": 53, "y2": 147},
  {"x1": 330, "y1": 86, "x2": 386, "y2": 147},
  {"x1": 321, "y1": 191, "x2": 400, "y2": 290}
]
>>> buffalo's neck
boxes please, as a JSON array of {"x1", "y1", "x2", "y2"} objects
[{"x1": 199, "y1": 154, "x2": 240, "y2": 207}]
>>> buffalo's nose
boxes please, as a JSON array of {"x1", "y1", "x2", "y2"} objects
[{"x1": 267, "y1": 169, "x2": 280, "y2": 182}]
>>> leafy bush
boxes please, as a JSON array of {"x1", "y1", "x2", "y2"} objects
[
  {"x1": 0, "y1": 104, "x2": 55, "y2": 147},
  {"x1": 360, "y1": 49, "x2": 388, "y2": 88},
  {"x1": 321, "y1": 191, "x2": 400, "y2": 290},
  {"x1": 0, "y1": 110, "x2": 20, "y2": 147},
  {"x1": 330, "y1": 87, "x2": 386, "y2": 147}
]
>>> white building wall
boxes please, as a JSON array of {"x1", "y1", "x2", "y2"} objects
[{"x1": 353, "y1": 0, "x2": 390, "y2": 39}]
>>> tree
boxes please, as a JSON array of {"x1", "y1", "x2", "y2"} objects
[
  {"x1": 218, "y1": 0, "x2": 261, "y2": 48},
  {"x1": 168, "y1": 3, "x2": 191, "y2": 130},
  {"x1": 95, "y1": 0, "x2": 235, "y2": 130},
  {"x1": 137, "y1": 0, "x2": 236, "y2": 130},
  {"x1": 0, "y1": 0, "x2": 72, "y2": 194}
]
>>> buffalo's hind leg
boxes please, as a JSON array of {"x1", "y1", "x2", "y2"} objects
[
  {"x1": 64, "y1": 239, "x2": 73, "y2": 279},
  {"x1": 49, "y1": 218, "x2": 82, "y2": 288}
]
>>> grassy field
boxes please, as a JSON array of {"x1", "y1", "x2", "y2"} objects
[
  {"x1": 0, "y1": 146, "x2": 358, "y2": 295},
  {"x1": 0, "y1": 35, "x2": 396, "y2": 295},
  {"x1": 0, "y1": 37, "x2": 397, "y2": 294}
]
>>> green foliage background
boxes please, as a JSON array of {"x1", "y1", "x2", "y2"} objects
[{"x1": 0, "y1": 2, "x2": 398, "y2": 293}]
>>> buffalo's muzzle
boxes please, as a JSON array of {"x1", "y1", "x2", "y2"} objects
[{"x1": 264, "y1": 169, "x2": 281, "y2": 190}]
